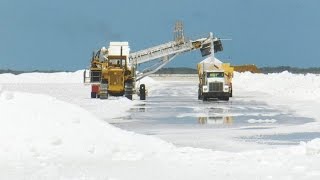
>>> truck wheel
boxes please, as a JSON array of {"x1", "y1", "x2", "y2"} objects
[
  {"x1": 223, "y1": 96, "x2": 229, "y2": 101},
  {"x1": 91, "y1": 92, "x2": 97, "y2": 98},
  {"x1": 203, "y1": 96, "x2": 208, "y2": 101},
  {"x1": 140, "y1": 84, "x2": 146, "y2": 100},
  {"x1": 125, "y1": 81, "x2": 133, "y2": 100},
  {"x1": 100, "y1": 83, "x2": 108, "y2": 100},
  {"x1": 198, "y1": 89, "x2": 201, "y2": 100},
  {"x1": 100, "y1": 93, "x2": 108, "y2": 99}
]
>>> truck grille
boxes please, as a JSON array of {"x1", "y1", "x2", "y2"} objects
[
  {"x1": 209, "y1": 82, "x2": 223, "y2": 92},
  {"x1": 110, "y1": 76, "x2": 122, "y2": 86},
  {"x1": 108, "y1": 71, "x2": 123, "y2": 86}
]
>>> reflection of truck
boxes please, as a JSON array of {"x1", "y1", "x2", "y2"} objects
[
  {"x1": 197, "y1": 57, "x2": 234, "y2": 101},
  {"x1": 198, "y1": 116, "x2": 233, "y2": 125},
  {"x1": 197, "y1": 107, "x2": 233, "y2": 124}
]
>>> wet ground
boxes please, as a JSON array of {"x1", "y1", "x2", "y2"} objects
[
  {"x1": 114, "y1": 80, "x2": 315, "y2": 150},
  {"x1": 242, "y1": 132, "x2": 320, "y2": 145},
  {"x1": 119, "y1": 96, "x2": 312, "y2": 127}
]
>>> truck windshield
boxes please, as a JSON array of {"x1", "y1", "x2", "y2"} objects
[
  {"x1": 108, "y1": 59, "x2": 125, "y2": 67},
  {"x1": 207, "y1": 72, "x2": 224, "y2": 78}
]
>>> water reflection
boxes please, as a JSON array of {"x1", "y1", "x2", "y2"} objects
[
  {"x1": 197, "y1": 107, "x2": 233, "y2": 125},
  {"x1": 241, "y1": 132, "x2": 320, "y2": 145},
  {"x1": 124, "y1": 97, "x2": 313, "y2": 127},
  {"x1": 198, "y1": 116, "x2": 233, "y2": 125},
  {"x1": 130, "y1": 104, "x2": 146, "y2": 113}
]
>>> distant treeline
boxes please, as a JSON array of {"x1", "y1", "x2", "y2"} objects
[
  {"x1": 155, "y1": 66, "x2": 320, "y2": 74},
  {"x1": 1, "y1": 66, "x2": 320, "y2": 74},
  {"x1": 154, "y1": 67, "x2": 197, "y2": 74},
  {"x1": 259, "y1": 66, "x2": 320, "y2": 74}
]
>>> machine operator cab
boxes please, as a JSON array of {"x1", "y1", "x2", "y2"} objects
[{"x1": 107, "y1": 57, "x2": 126, "y2": 68}]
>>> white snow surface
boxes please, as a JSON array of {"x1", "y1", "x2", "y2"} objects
[
  {"x1": 233, "y1": 71, "x2": 320, "y2": 120},
  {"x1": 1, "y1": 71, "x2": 320, "y2": 179},
  {"x1": 234, "y1": 71, "x2": 320, "y2": 101},
  {"x1": 199, "y1": 56, "x2": 222, "y2": 64},
  {"x1": 0, "y1": 70, "x2": 84, "y2": 83}
]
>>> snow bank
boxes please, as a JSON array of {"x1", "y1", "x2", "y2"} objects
[
  {"x1": 234, "y1": 71, "x2": 320, "y2": 101},
  {"x1": 199, "y1": 56, "x2": 222, "y2": 65},
  {"x1": 0, "y1": 91, "x2": 175, "y2": 158},
  {"x1": 137, "y1": 76, "x2": 159, "y2": 94},
  {"x1": 234, "y1": 71, "x2": 320, "y2": 121},
  {"x1": 0, "y1": 70, "x2": 158, "y2": 87},
  {"x1": 0, "y1": 70, "x2": 84, "y2": 83},
  {"x1": 137, "y1": 76, "x2": 157, "y2": 86},
  {"x1": 0, "y1": 91, "x2": 176, "y2": 179},
  {"x1": 304, "y1": 138, "x2": 320, "y2": 155}
]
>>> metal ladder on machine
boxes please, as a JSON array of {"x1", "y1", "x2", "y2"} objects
[{"x1": 129, "y1": 21, "x2": 219, "y2": 81}]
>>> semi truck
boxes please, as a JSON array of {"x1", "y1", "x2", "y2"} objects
[{"x1": 197, "y1": 57, "x2": 234, "y2": 101}]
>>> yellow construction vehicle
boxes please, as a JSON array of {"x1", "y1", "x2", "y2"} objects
[{"x1": 85, "y1": 42, "x2": 145, "y2": 100}]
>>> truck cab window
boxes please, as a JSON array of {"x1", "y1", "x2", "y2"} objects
[{"x1": 207, "y1": 72, "x2": 224, "y2": 78}]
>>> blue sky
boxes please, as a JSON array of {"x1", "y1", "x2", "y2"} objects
[{"x1": 0, "y1": 0, "x2": 319, "y2": 70}]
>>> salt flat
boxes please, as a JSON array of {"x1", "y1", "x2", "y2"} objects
[{"x1": 1, "y1": 71, "x2": 320, "y2": 180}]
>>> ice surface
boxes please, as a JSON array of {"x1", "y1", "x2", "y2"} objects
[{"x1": 0, "y1": 70, "x2": 84, "y2": 83}]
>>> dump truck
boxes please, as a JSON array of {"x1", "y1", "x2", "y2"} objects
[{"x1": 197, "y1": 57, "x2": 234, "y2": 101}]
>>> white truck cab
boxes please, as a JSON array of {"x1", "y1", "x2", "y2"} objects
[{"x1": 199, "y1": 69, "x2": 232, "y2": 101}]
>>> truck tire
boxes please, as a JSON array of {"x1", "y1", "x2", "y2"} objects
[
  {"x1": 220, "y1": 96, "x2": 229, "y2": 101},
  {"x1": 203, "y1": 96, "x2": 208, "y2": 101},
  {"x1": 91, "y1": 92, "x2": 97, "y2": 98},
  {"x1": 198, "y1": 88, "x2": 202, "y2": 100},
  {"x1": 100, "y1": 92, "x2": 108, "y2": 99},
  {"x1": 125, "y1": 81, "x2": 133, "y2": 100},
  {"x1": 100, "y1": 83, "x2": 108, "y2": 100},
  {"x1": 139, "y1": 84, "x2": 146, "y2": 100}
]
